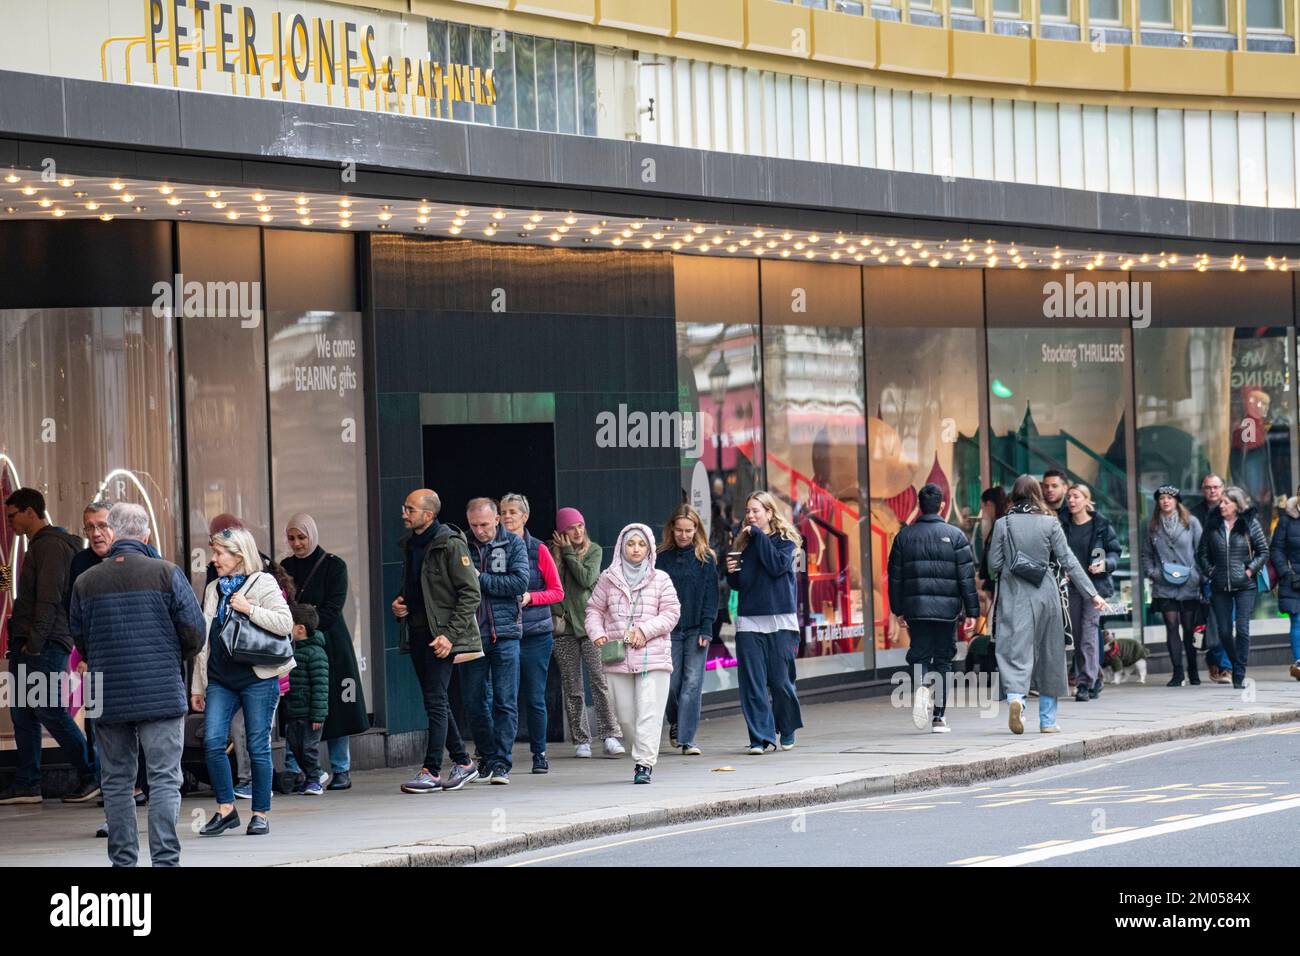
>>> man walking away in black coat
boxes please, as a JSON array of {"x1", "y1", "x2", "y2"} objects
[{"x1": 887, "y1": 484, "x2": 980, "y2": 733}]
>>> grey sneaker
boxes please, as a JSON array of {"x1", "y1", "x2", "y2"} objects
[
  {"x1": 491, "y1": 769, "x2": 511, "y2": 785},
  {"x1": 399, "y1": 768, "x2": 442, "y2": 794},
  {"x1": 441, "y1": 761, "x2": 479, "y2": 791}
]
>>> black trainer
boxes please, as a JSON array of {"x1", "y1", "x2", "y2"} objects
[
  {"x1": 0, "y1": 785, "x2": 42, "y2": 805},
  {"x1": 62, "y1": 778, "x2": 102, "y2": 804},
  {"x1": 532, "y1": 752, "x2": 549, "y2": 774},
  {"x1": 326, "y1": 771, "x2": 352, "y2": 791}
]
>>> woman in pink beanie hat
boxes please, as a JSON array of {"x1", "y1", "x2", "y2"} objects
[{"x1": 549, "y1": 508, "x2": 625, "y2": 758}]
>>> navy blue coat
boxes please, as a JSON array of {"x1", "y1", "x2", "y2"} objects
[
  {"x1": 658, "y1": 545, "x2": 720, "y2": 639},
  {"x1": 1270, "y1": 510, "x2": 1300, "y2": 613},
  {"x1": 69, "y1": 539, "x2": 206, "y2": 724},
  {"x1": 468, "y1": 526, "x2": 530, "y2": 641},
  {"x1": 726, "y1": 529, "x2": 798, "y2": 617}
]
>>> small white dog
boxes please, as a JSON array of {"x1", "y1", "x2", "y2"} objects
[{"x1": 1103, "y1": 632, "x2": 1150, "y2": 685}]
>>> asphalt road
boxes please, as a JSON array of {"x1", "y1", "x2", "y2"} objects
[{"x1": 486, "y1": 724, "x2": 1300, "y2": 867}]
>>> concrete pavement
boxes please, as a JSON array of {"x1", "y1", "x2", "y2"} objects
[{"x1": 2, "y1": 667, "x2": 1297, "y2": 867}]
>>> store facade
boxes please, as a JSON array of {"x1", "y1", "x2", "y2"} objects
[{"x1": 5, "y1": 0, "x2": 1300, "y2": 764}]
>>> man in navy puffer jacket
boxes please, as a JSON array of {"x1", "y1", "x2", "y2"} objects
[
  {"x1": 461, "y1": 498, "x2": 530, "y2": 783},
  {"x1": 887, "y1": 484, "x2": 979, "y2": 734},
  {"x1": 69, "y1": 503, "x2": 205, "y2": 867}
]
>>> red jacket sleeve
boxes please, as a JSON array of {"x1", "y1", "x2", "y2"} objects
[{"x1": 530, "y1": 543, "x2": 565, "y2": 607}]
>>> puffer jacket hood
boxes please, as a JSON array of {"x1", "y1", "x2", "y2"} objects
[
  {"x1": 610, "y1": 522, "x2": 659, "y2": 589},
  {"x1": 584, "y1": 523, "x2": 681, "y2": 674}
]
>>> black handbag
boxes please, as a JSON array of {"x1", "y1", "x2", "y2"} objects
[
  {"x1": 219, "y1": 574, "x2": 294, "y2": 667},
  {"x1": 1004, "y1": 517, "x2": 1049, "y2": 587}
]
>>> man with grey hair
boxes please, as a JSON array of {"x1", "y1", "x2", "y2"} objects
[{"x1": 70, "y1": 503, "x2": 205, "y2": 866}]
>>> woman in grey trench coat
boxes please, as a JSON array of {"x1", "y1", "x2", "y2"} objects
[{"x1": 988, "y1": 476, "x2": 1109, "y2": 735}]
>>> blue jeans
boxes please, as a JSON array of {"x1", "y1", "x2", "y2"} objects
[
  {"x1": 518, "y1": 632, "x2": 554, "y2": 756},
  {"x1": 1008, "y1": 691, "x2": 1058, "y2": 729},
  {"x1": 1211, "y1": 590, "x2": 1256, "y2": 682},
  {"x1": 1289, "y1": 613, "x2": 1300, "y2": 662},
  {"x1": 461, "y1": 637, "x2": 521, "y2": 772},
  {"x1": 9, "y1": 644, "x2": 94, "y2": 788},
  {"x1": 203, "y1": 677, "x2": 279, "y2": 813},
  {"x1": 735, "y1": 630, "x2": 803, "y2": 748},
  {"x1": 665, "y1": 633, "x2": 709, "y2": 747}
]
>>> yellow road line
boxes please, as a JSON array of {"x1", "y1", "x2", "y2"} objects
[
  {"x1": 1155, "y1": 814, "x2": 1201, "y2": 822},
  {"x1": 1212, "y1": 803, "x2": 1257, "y2": 811},
  {"x1": 980, "y1": 798, "x2": 1037, "y2": 808}
]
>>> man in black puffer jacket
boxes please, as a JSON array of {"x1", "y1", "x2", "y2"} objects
[{"x1": 887, "y1": 484, "x2": 980, "y2": 733}]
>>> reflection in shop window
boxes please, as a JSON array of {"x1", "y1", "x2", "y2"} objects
[
  {"x1": 1135, "y1": 325, "x2": 1295, "y2": 631},
  {"x1": 987, "y1": 326, "x2": 1133, "y2": 618},
  {"x1": 866, "y1": 326, "x2": 982, "y2": 667}
]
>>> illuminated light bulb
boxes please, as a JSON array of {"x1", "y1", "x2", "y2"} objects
[
  {"x1": 1017, "y1": 261, "x2": 1028, "y2": 269},
  {"x1": 378, "y1": 212, "x2": 392, "y2": 222},
  {"x1": 779, "y1": 249, "x2": 792, "y2": 258},
  {"x1": 805, "y1": 251, "x2": 816, "y2": 259},
  {"x1": 1196, "y1": 264, "x2": 1207, "y2": 272},
  {"x1": 895, "y1": 249, "x2": 906, "y2": 258},
  {"x1": 300, "y1": 217, "x2": 313, "y2": 226},
  {"x1": 711, "y1": 235, "x2": 722, "y2": 245},
  {"x1": 794, "y1": 241, "x2": 805, "y2": 251},
  {"x1": 564, "y1": 215, "x2": 577, "y2": 225},
  {"x1": 671, "y1": 241, "x2": 683, "y2": 250},
  {"x1": 452, "y1": 208, "x2": 468, "y2": 218},
  {"x1": 1085, "y1": 262, "x2": 1095, "y2": 271},
  {"x1": 1052, "y1": 250, "x2": 1062, "y2": 260},
  {"x1": 1050, "y1": 261, "x2": 1060, "y2": 270},
  {"x1": 693, "y1": 226, "x2": 706, "y2": 235},
  {"x1": 226, "y1": 211, "x2": 239, "y2": 220},
  {"x1": 984, "y1": 245, "x2": 995, "y2": 255},
  {"x1": 1009, "y1": 247, "x2": 1019, "y2": 256},
  {"x1": 529, "y1": 213, "x2": 543, "y2": 223},
  {"x1": 919, "y1": 250, "x2": 929, "y2": 259},
  {"x1": 52, "y1": 208, "x2": 66, "y2": 217},
  {"x1": 960, "y1": 243, "x2": 970, "y2": 252},
  {"x1": 988, "y1": 256, "x2": 999, "y2": 266},
  {"x1": 418, "y1": 205, "x2": 431, "y2": 215},
  {"x1": 339, "y1": 209, "x2": 351, "y2": 219},
  {"x1": 698, "y1": 243, "x2": 710, "y2": 252},
  {"x1": 133, "y1": 206, "x2": 145, "y2": 213},
  {"x1": 886, "y1": 238, "x2": 897, "y2": 247},
  {"x1": 781, "y1": 232, "x2": 792, "y2": 241},
  {"x1": 854, "y1": 254, "x2": 864, "y2": 262},
  {"x1": 835, "y1": 235, "x2": 847, "y2": 245},
  {"x1": 755, "y1": 247, "x2": 765, "y2": 255},
  {"x1": 861, "y1": 237, "x2": 871, "y2": 245},
  {"x1": 612, "y1": 237, "x2": 624, "y2": 246},
  {"x1": 212, "y1": 200, "x2": 227, "y2": 209},
  {"x1": 1139, "y1": 253, "x2": 1150, "y2": 263},
  {"x1": 557, "y1": 225, "x2": 569, "y2": 234},
  {"x1": 808, "y1": 234, "x2": 820, "y2": 243},
  {"x1": 911, "y1": 241, "x2": 922, "y2": 250},
  {"x1": 1160, "y1": 260, "x2": 1169, "y2": 269},
  {"x1": 1169, "y1": 254, "x2": 1179, "y2": 264},
  {"x1": 85, "y1": 201, "x2": 99, "y2": 211},
  {"x1": 452, "y1": 217, "x2": 465, "y2": 226},
  {"x1": 522, "y1": 222, "x2": 537, "y2": 231},
  {"x1": 296, "y1": 206, "x2": 309, "y2": 216},
  {"x1": 753, "y1": 229, "x2": 765, "y2": 238},
  {"x1": 251, "y1": 192, "x2": 265, "y2": 202},
  {"x1": 448, "y1": 226, "x2": 462, "y2": 235},
  {"x1": 621, "y1": 229, "x2": 633, "y2": 239},
  {"x1": 871, "y1": 247, "x2": 882, "y2": 256},
  {"x1": 928, "y1": 259, "x2": 939, "y2": 268},
  {"x1": 590, "y1": 226, "x2": 603, "y2": 236},
  {"x1": 830, "y1": 251, "x2": 840, "y2": 260},
  {"x1": 37, "y1": 197, "x2": 51, "y2": 208},
  {"x1": 110, "y1": 182, "x2": 125, "y2": 190},
  {"x1": 943, "y1": 252, "x2": 953, "y2": 260},
  {"x1": 484, "y1": 226, "x2": 496, "y2": 237},
  {"x1": 846, "y1": 246, "x2": 857, "y2": 254},
  {"x1": 767, "y1": 240, "x2": 777, "y2": 249},
  {"x1": 296, "y1": 195, "x2": 309, "y2": 205},
  {"x1": 878, "y1": 255, "x2": 888, "y2": 264},
  {"x1": 653, "y1": 232, "x2": 665, "y2": 241},
  {"x1": 902, "y1": 256, "x2": 912, "y2": 265},
  {"x1": 645, "y1": 240, "x2": 656, "y2": 250},
  {"x1": 260, "y1": 214, "x2": 272, "y2": 223},
  {"x1": 99, "y1": 214, "x2": 114, "y2": 222},
  {"x1": 58, "y1": 177, "x2": 73, "y2": 188},
  {"x1": 20, "y1": 186, "x2": 36, "y2": 196},
  {"x1": 205, "y1": 190, "x2": 220, "y2": 199},
  {"x1": 492, "y1": 210, "x2": 507, "y2": 220},
  {"x1": 256, "y1": 204, "x2": 270, "y2": 213},
  {"x1": 417, "y1": 215, "x2": 429, "y2": 224},
  {"x1": 3, "y1": 173, "x2": 19, "y2": 183},
  {"x1": 549, "y1": 232, "x2": 562, "y2": 241},
  {"x1": 120, "y1": 193, "x2": 135, "y2": 203},
  {"x1": 338, "y1": 219, "x2": 352, "y2": 228},
  {"x1": 738, "y1": 238, "x2": 750, "y2": 247},
  {"x1": 965, "y1": 253, "x2": 976, "y2": 262}
]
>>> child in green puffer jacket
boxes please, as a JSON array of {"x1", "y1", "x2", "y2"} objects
[{"x1": 285, "y1": 604, "x2": 330, "y2": 795}]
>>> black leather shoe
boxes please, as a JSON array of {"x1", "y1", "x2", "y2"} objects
[
  {"x1": 95, "y1": 822, "x2": 108, "y2": 838},
  {"x1": 246, "y1": 815, "x2": 269, "y2": 836},
  {"x1": 199, "y1": 808, "x2": 241, "y2": 836},
  {"x1": 326, "y1": 771, "x2": 352, "y2": 791}
]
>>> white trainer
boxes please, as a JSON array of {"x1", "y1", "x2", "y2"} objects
[
  {"x1": 603, "y1": 737, "x2": 626, "y2": 757},
  {"x1": 912, "y1": 685, "x2": 933, "y2": 730},
  {"x1": 574, "y1": 742, "x2": 592, "y2": 758}
]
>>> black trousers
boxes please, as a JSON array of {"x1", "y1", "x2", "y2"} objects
[
  {"x1": 1210, "y1": 590, "x2": 1256, "y2": 683},
  {"x1": 409, "y1": 625, "x2": 469, "y2": 773},
  {"x1": 284, "y1": 718, "x2": 322, "y2": 779},
  {"x1": 906, "y1": 620, "x2": 958, "y2": 717}
]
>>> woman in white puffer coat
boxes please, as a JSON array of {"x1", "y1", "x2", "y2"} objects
[{"x1": 585, "y1": 523, "x2": 680, "y2": 784}]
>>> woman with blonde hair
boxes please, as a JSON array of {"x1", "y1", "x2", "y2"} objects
[
  {"x1": 191, "y1": 526, "x2": 294, "y2": 836},
  {"x1": 989, "y1": 476, "x2": 1107, "y2": 735},
  {"x1": 657, "y1": 504, "x2": 719, "y2": 755},
  {"x1": 1062, "y1": 483, "x2": 1122, "y2": 699},
  {"x1": 725, "y1": 491, "x2": 804, "y2": 754}
]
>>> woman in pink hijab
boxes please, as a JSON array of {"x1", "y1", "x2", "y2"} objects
[{"x1": 280, "y1": 512, "x2": 369, "y2": 790}]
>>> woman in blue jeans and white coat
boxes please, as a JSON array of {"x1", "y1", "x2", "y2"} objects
[
  {"x1": 657, "y1": 505, "x2": 719, "y2": 756},
  {"x1": 191, "y1": 527, "x2": 294, "y2": 836},
  {"x1": 726, "y1": 491, "x2": 804, "y2": 755}
]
